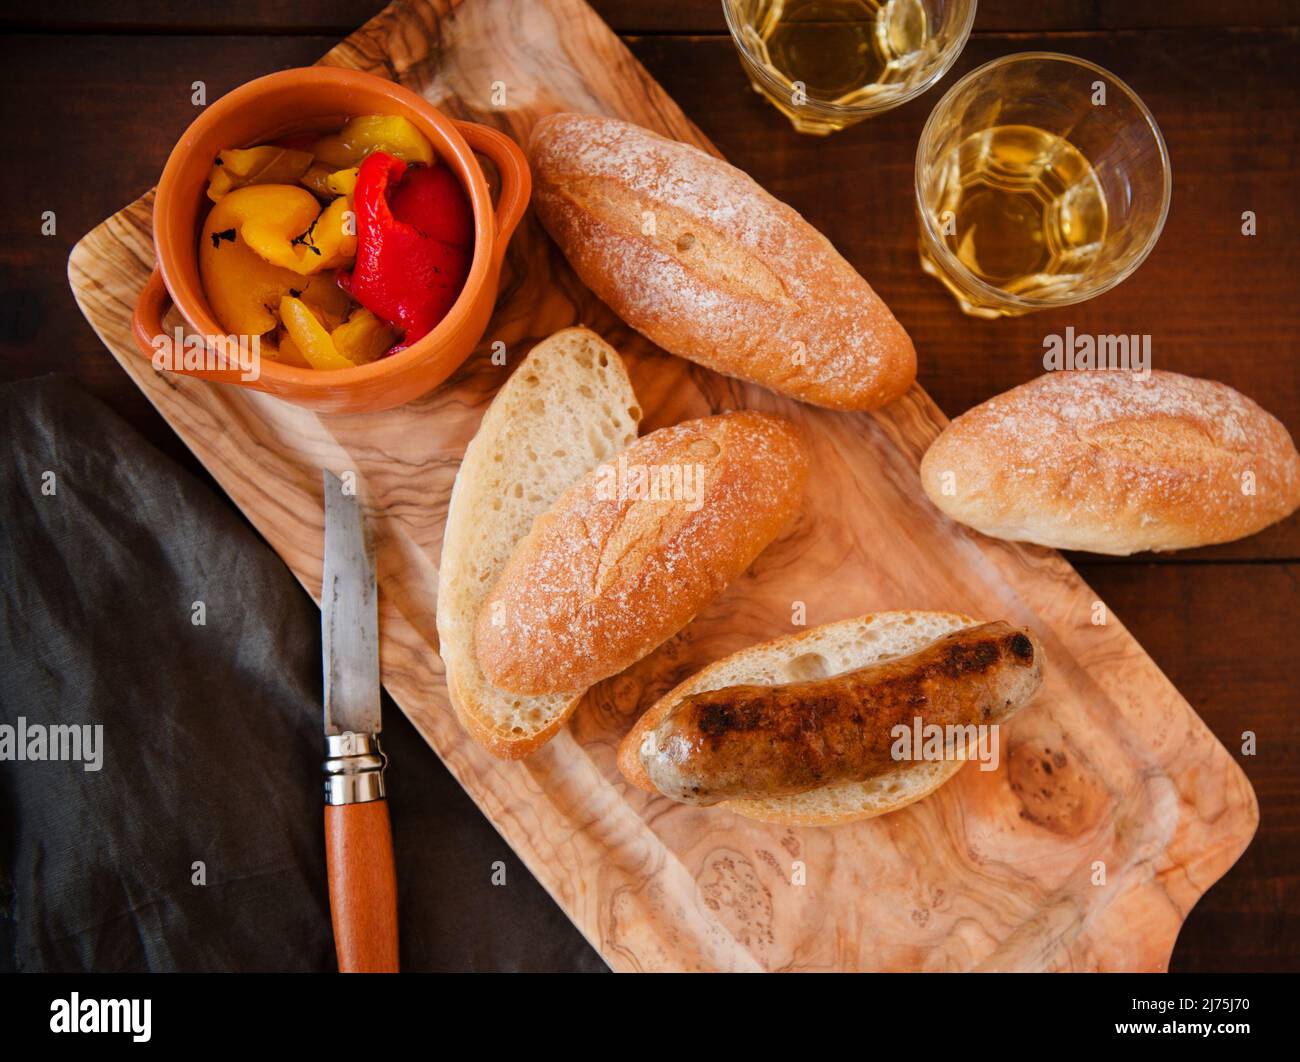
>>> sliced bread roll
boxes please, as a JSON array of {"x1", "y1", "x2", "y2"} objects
[
  {"x1": 475, "y1": 411, "x2": 808, "y2": 696},
  {"x1": 618, "y1": 611, "x2": 980, "y2": 827},
  {"x1": 920, "y1": 369, "x2": 1300, "y2": 555},
  {"x1": 529, "y1": 112, "x2": 916, "y2": 412},
  {"x1": 436, "y1": 327, "x2": 641, "y2": 759}
]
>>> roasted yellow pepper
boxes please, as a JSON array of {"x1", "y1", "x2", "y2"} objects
[
  {"x1": 206, "y1": 147, "x2": 313, "y2": 201},
  {"x1": 298, "y1": 278, "x2": 352, "y2": 332},
  {"x1": 311, "y1": 115, "x2": 433, "y2": 169},
  {"x1": 331, "y1": 309, "x2": 398, "y2": 364},
  {"x1": 199, "y1": 185, "x2": 348, "y2": 336},
  {"x1": 279, "y1": 296, "x2": 356, "y2": 370},
  {"x1": 299, "y1": 164, "x2": 337, "y2": 199},
  {"x1": 243, "y1": 193, "x2": 357, "y2": 274},
  {"x1": 326, "y1": 167, "x2": 359, "y2": 196},
  {"x1": 267, "y1": 334, "x2": 311, "y2": 368},
  {"x1": 300, "y1": 164, "x2": 360, "y2": 199}
]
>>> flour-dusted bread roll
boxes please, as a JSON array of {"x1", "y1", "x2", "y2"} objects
[
  {"x1": 920, "y1": 370, "x2": 1300, "y2": 555},
  {"x1": 529, "y1": 112, "x2": 916, "y2": 412},
  {"x1": 475, "y1": 411, "x2": 808, "y2": 696},
  {"x1": 436, "y1": 327, "x2": 641, "y2": 759}
]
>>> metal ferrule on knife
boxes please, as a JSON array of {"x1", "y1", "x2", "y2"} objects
[{"x1": 324, "y1": 732, "x2": 388, "y2": 806}]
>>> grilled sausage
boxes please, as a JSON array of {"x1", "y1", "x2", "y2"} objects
[{"x1": 640, "y1": 621, "x2": 1044, "y2": 804}]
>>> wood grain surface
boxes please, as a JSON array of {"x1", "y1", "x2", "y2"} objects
[
  {"x1": 64, "y1": 0, "x2": 1261, "y2": 971},
  {"x1": 325, "y1": 800, "x2": 400, "y2": 973}
]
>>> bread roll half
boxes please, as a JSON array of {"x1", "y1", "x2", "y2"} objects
[
  {"x1": 920, "y1": 370, "x2": 1300, "y2": 555},
  {"x1": 475, "y1": 411, "x2": 808, "y2": 696},
  {"x1": 529, "y1": 112, "x2": 916, "y2": 412},
  {"x1": 436, "y1": 327, "x2": 641, "y2": 759},
  {"x1": 619, "y1": 611, "x2": 985, "y2": 827}
]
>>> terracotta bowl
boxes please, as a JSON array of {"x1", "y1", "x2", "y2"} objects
[{"x1": 132, "y1": 66, "x2": 531, "y2": 413}]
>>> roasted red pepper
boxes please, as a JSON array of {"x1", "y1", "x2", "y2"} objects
[
  {"x1": 389, "y1": 165, "x2": 474, "y2": 250},
  {"x1": 338, "y1": 151, "x2": 472, "y2": 350}
]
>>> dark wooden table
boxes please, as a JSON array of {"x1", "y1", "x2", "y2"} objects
[{"x1": 2, "y1": 0, "x2": 1296, "y2": 972}]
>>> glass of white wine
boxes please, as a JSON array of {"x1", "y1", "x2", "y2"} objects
[
  {"x1": 722, "y1": 0, "x2": 978, "y2": 135},
  {"x1": 915, "y1": 52, "x2": 1171, "y2": 317}
]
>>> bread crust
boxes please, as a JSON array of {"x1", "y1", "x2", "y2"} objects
[
  {"x1": 724, "y1": 760, "x2": 964, "y2": 828},
  {"x1": 475, "y1": 410, "x2": 808, "y2": 695},
  {"x1": 443, "y1": 666, "x2": 578, "y2": 760},
  {"x1": 529, "y1": 112, "x2": 916, "y2": 412},
  {"x1": 920, "y1": 369, "x2": 1300, "y2": 555}
]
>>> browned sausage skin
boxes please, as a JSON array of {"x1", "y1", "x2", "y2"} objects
[{"x1": 640, "y1": 621, "x2": 1044, "y2": 805}]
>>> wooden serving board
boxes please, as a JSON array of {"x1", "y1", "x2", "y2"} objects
[{"x1": 68, "y1": 0, "x2": 1257, "y2": 971}]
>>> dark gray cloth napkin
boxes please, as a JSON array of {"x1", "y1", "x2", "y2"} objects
[{"x1": 0, "y1": 374, "x2": 605, "y2": 972}]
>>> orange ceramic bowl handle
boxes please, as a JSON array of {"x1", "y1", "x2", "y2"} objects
[
  {"x1": 129, "y1": 266, "x2": 245, "y2": 383},
  {"x1": 131, "y1": 266, "x2": 171, "y2": 360},
  {"x1": 453, "y1": 120, "x2": 532, "y2": 267}
]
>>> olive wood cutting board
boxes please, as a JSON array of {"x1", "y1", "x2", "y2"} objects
[{"x1": 67, "y1": 0, "x2": 1257, "y2": 971}]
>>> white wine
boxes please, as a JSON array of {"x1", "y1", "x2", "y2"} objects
[
  {"x1": 916, "y1": 54, "x2": 1167, "y2": 317},
  {"x1": 742, "y1": 0, "x2": 928, "y2": 106},
  {"x1": 933, "y1": 124, "x2": 1108, "y2": 298}
]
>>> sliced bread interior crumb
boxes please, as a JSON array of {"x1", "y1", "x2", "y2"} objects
[{"x1": 436, "y1": 327, "x2": 641, "y2": 753}]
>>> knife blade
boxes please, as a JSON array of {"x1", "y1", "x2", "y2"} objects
[
  {"x1": 320, "y1": 469, "x2": 399, "y2": 973},
  {"x1": 322, "y1": 469, "x2": 380, "y2": 738}
]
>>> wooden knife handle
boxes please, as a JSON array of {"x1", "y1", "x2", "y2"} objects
[{"x1": 325, "y1": 800, "x2": 399, "y2": 973}]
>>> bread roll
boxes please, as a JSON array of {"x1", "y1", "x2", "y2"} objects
[
  {"x1": 618, "y1": 611, "x2": 996, "y2": 827},
  {"x1": 436, "y1": 327, "x2": 641, "y2": 759},
  {"x1": 529, "y1": 112, "x2": 916, "y2": 412},
  {"x1": 920, "y1": 370, "x2": 1300, "y2": 555},
  {"x1": 475, "y1": 411, "x2": 807, "y2": 695}
]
